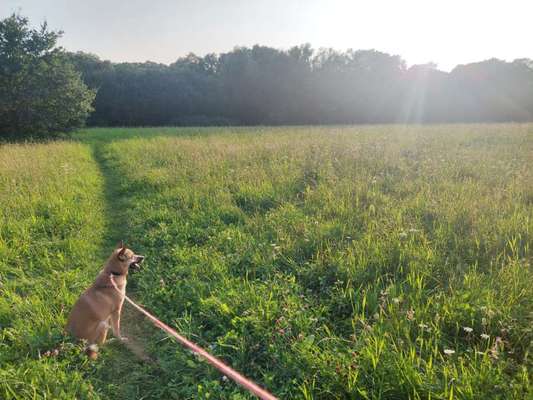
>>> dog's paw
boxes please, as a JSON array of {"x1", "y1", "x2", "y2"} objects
[{"x1": 85, "y1": 344, "x2": 99, "y2": 360}]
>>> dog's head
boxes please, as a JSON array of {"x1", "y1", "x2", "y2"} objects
[{"x1": 108, "y1": 240, "x2": 145, "y2": 276}]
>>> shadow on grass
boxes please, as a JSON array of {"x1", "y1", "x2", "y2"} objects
[
  {"x1": 90, "y1": 141, "x2": 129, "y2": 254},
  {"x1": 84, "y1": 134, "x2": 170, "y2": 398}
]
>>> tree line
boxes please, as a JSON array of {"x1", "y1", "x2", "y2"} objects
[
  {"x1": 69, "y1": 48, "x2": 533, "y2": 127},
  {"x1": 2, "y1": 13, "x2": 533, "y2": 137}
]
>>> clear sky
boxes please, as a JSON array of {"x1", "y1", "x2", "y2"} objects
[{"x1": 2, "y1": 0, "x2": 531, "y2": 71}]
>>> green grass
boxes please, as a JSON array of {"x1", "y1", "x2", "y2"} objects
[
  {"x1": 0, "y1": 142, "x2": 106, "y2": 398},
  {"x1": 1, "y1": 124, "x2": 532, "y2": 399}
]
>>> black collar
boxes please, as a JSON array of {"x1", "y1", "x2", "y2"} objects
[{"x1": 110, "y1": 271, "x2": 124, "y2": 276}]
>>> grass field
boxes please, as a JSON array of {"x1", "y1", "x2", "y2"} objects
[{"x1": 1, "y1": 125, "x2": 532, "y2": 399}]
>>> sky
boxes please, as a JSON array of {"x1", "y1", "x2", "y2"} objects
[{"x1": 2, "y1": 0, "x2": 532, "y2": 71}]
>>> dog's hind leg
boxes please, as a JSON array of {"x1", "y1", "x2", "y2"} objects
[{"x1": 85, "y1": 320, "x2": 109, "y2": 359}]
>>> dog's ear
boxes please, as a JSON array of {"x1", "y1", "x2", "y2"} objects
[
  {"x1": 116, "y1": 240, "x2": 124, "y2": 249},
  {"x1": 117, "y1": 246, "x2": 127, "y2": 260}
]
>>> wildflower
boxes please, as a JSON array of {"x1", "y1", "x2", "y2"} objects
[
  {"x1": 489, "y1": 347, "x2": 499, "y2": 360},
  {"x1": 222, "y1": 375, "x2": 229, "y2": 382},
  {"x1": 399, "y1": 231, "x2": 408, "y2": 239},
  {"x1": 362, "y1": 321, "x2": 373, "y2": 331},
  {"x1": 444, "y1": 349, "x2": 455, "y2": 355},
  {"x1": 392, "y1": 297, "x2": 401, "y2": 304},
  {"x1": 418, "y1": 323, "x2": 428, "y2": 329},
  {"x1": 481, "y1": 333, "x2": 490, "y2": 340},
  {"x1": 463, "y1": 326, "x2": 473, "y2": 333}
]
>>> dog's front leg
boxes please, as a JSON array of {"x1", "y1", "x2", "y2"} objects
[{"x1": 110, "y1": 307, "x2": 126, "y2": 341}]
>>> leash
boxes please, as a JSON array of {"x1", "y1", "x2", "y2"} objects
[{"x1": 109, "y1": 275, "x2": 278, "y2": 400}]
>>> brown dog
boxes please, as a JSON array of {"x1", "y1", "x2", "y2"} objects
[{"x1": 66, "y1": 241, "x2": 144, "y2": 359}]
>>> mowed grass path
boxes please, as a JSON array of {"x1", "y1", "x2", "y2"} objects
[{"x1": 1, "y1": 125, "x2": 532, "y2": 399}]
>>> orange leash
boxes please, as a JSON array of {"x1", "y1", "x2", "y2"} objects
[{"x1": 110, "y1": 275, "x2": 278, "y2": 400}]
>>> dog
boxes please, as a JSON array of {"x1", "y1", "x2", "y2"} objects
[{"x1": 66, "y1": 241, "x2": 144, "y2": 359}]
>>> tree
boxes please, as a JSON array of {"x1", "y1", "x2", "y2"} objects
[
  {"x1": 61, "y1": 43, "x2": 533, "y2": 127},
  {"x1": 0, "y1": 14, "x2": 95, "y2": 138}
]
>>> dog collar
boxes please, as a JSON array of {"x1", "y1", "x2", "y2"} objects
[{"x1": 110, "y1": 271, "x2": 123, "y2": 276}]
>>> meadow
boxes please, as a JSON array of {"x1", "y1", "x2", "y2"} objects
[{"x1": 1, "y1": 124, "x2": 532, "y2": 399}]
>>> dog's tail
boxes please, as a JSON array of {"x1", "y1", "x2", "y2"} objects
[{"x1": 85, "y1": 344, "x2": 99, "y2": 360}]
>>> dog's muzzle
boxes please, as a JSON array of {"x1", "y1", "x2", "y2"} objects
[{"x1": 129, "y1": 255, "x2": 145, "y2": 271}]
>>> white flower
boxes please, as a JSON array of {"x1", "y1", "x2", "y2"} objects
[
  {"x1": 399, "y1": 231, "x2": 408, "y2": 239},
  {"x1": 481, "y1": 333, "x2": 490, "y2": 340},
  {"x1": 418, "y1": 323, "x2": 428, "y2": 329},
  {"x1": 444, "y1": 349, "x2": 455, "y2": 355},
  {"x1": 463, "y1": 327, "x2": 473, "y2": 333},
  {"x1": 392, "y1": 297, "x2": 401, "y2": 304}
]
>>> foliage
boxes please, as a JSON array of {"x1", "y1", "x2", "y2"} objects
[
  {"x1": 67, "y1": 46, "x2": 533, "y2": 126},
  {"x1": 0, "y1": 14, "x2": 95, "y2": 138}
]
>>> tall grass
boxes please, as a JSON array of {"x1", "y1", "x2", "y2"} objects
[
  {"x1": 1, "y1": 125, "x2": 531, "y2": 399},
  {"x1": 99, "y1": 124, "x2": 532, "y2": 398},
  {"x1": 0, "y1": 142, "x2": 106, "y2": 399}
]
